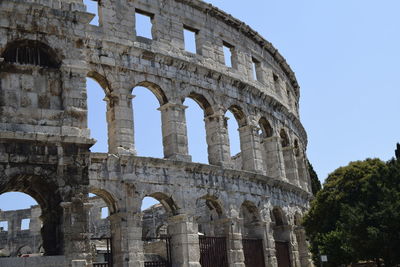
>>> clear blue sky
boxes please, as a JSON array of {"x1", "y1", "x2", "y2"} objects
[{"x1": 2, "y1": 0, "x2": 400, "y2": 211}]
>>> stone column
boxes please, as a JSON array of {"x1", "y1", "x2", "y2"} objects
[
  {"x1": 238, "y1": 125, "x2": 265, "y2": 173},
  {"x1": 60, "y1": 198, "x2": 92, "y2": 265},
  {"x1": 296, "y1": 152, "x2": 312, "y2": 192},
  {"x1": 262, "y1": 136, "x2": 286, "y2": 180},
  {"x1": 295, "y1": 226, "x2": 313, "y2": 267},
  {"x1": 224, "y1": 218, "x2": 245, "y2": 267},
  {"x1": 259, "y1": 205, "x2": 278, "y2": 267},
  {"x1": 204, "y1": 113, "x2": 231, "y2": 167},
  {"x1": 158, "y1": 103, "x2": 191, "y2": 162},
  {"x1": 109, "y1": 212, "x2": 144, "y2": 267},
  {"x1": 167, "y1": 214, "x2": 201, "y2": 267},
  {"x1": 282, "y1": 147, "x2": 300, "y2": 186},
  {"x1": 106, "y1": 93, "x2": 136, "y2": 155},
  {"x1": 288, "y1": 225, "x2": 301, "y2": 267}
]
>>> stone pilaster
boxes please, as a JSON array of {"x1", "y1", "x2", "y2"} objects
[
  {"x1": 282, "y1": 147, "x2": 300, "y2": 186},
  {"x1": 250, "y1": 221, "x2": 276, "y2": 267},
  {"x1": 295, "y1": 226, "x2": 313, "y2": 267},
  {"x1": 167, "y1": 214, "x2": 201, "y2": 267},
  {"x1": 158, "y1": 103, "x2": 191, "y2": 162},
  {"x1": 261, "y1": 213, "x2": 279, "y2": 267},
  {"x1": 296, "y1": 153, "x2": 312, "y2": 192},
  {"x1": 262, "y1": 136, "x2": 286, "y2": 180},
  {"x1": 106, "y1": 93, "x2": 136, "y2": 155},
  {"x1": 288, "y1": 225, "x2": 301, "y2": 267},
  {"x1": 204, "y1": 114, "x2": 232, "y2": 167},
  {"x1": 224, "y1": 218, "x2": 245, "y2": 267},
  {"x1": 109, "y1": 212, "x2": 144, "y2": 267},
  {"x1": 238, "y1": 125, "x2": 265, "y2": 173},
  {"x1": 60, "y1": 198, "x2": 92, "y2": 265}
]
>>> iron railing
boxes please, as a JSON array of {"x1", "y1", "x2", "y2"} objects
[
  {"x1": 242, "y1": 238, "x2": 265, "y2": 267},
  {"x1": 199, "y1": 236, "x2": 228, "y2": 267}
]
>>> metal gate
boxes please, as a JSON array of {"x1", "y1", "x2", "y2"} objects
[
  {"x1": 275, "y1": 241, "x2": 291, "y2": 267},
  {"x1": 242, "y1": 238, "x2": 265, "y2": 267},
  {"x1": 92, "y1": 237, "x2": 113, "y2": 267},
  {"x1": 199, "y1": 236, "x2": 228, "y2": 267},
  {"x1": 143, "y1": 237, "x2": 172, "y2": 267}
]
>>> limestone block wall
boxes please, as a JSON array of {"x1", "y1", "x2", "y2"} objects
[{"x1": 0, "y1": 0, "x2": 314, "y2": 266}]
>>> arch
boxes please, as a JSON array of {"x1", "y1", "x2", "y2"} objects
[
  {"x1": 196, "y1": 195, "x2": 225, "y2": 219},
  {"x1": 259, "y1": 117, "x2": 273, "y2": 138},
  {"x1": 89, "y1": 187, "x2": 118, "y2": 214},
  {"x1": 279, "y1": 129, "x2": 290, "y2": 148},
  {"x1": 271, "y1": 207, "x2": 287, "y2": 227},
  {"x1": 227, "y1": 105, "x2": 247, "y2": 127},
  {"x1": 294, "y1": 139, "x2": 300, "y2": 157},
  {"x1": 2, "y1": 40, "x2": 60, "y2": 68},
  {"x1": 145, "y1": 192, "x2": 179, "y2": 215},
  {"x1": 133, "y1": 81, "x2": 168, "y2": 106},
  {"x1": 195, "y1": 195, "x2": 226, "y2": 237},
  {"x1": 186, "y1": 92, "x2": 214, "y2": 116},
  {"x1": 0, "y1": 174, "x2": 62, "y2": 211},
  {"x1": 294, "y1": 212, "x2": 302, "y2": 226},
  {"x1": 87, "y1": 71, "x2": 111, "y2": 95},
  {"x1": 0, "y1": 173, "x2": 64, "y2": 256},
  {"x1": 240, "y1": 200, "x2": 261, "y2": 223}
]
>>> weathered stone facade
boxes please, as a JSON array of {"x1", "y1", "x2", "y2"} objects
[{"x1": 0, "y1": 0, "x2": 313, "y2": 266}]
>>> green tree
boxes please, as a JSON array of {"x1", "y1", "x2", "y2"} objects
[
  {"x1": 303, "y1": 158, "x2": 400, "y2": 266},
  {"x1": 307, "y1": 160, "x2": 321, "y2": 195}
]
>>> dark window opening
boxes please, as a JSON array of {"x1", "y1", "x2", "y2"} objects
[{"x1": 2, "y1": 40, "x2": 60, "y2": 68}]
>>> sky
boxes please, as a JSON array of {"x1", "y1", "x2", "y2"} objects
[{"x1": 2, "y1": 0, "x2": 400, "y2": 212}]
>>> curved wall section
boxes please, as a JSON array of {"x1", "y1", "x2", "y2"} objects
[{"x1": 0, "y1": 0, "x2": 313, "y2": 266}]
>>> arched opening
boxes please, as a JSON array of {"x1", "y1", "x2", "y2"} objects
[
  {"x1": 280, "y1": 129, "x2": 290, "y2": 148},
  {"x1": 140, "y1": 193, "x2": 177, "y2": 266},
  {"x1": 240, "y1": 201, "x2": 261, "y2": 238},
  {"x1": 294, "y1": 139, "x2": 300, "y2": 157},
  {"x1": 271, "y1": 207, "x2": 291, "y2": 267},
  {"x1": 2, "y1": 40, "x2": 60, "y2": 68},
  {"x1": 195, "y1": 195, "x2": 229, "y2": 267},
  {"x1": 183, "y1": 93, "x2": 212, "y2": 164},
  {"x1": 0, "y1": 173, "x2": 64, "y2": 257},
  {"x1": 225, "y1": 106, "x2": 246, "y2": 169},
  {"x1": 86, "y1": 76, "x2": 108, "y2": 153},
  {"x1": 132, "y1": 84, "x2": 166, "y2": 158},
  {"x1": 87, "y1": 190, "x2": 115, "y2": 266},
  {"x1": 0, "y1": 192, "x2": 44, "y2": 257},
  {"x1": 259, "y1": 118, "x2": 273, "y2": 139},
  {"x1": 195, "y1": 196, "x2": 224, "y2": 236}
]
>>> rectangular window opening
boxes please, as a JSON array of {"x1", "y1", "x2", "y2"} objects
[
  {"x1": 101, "y1": 207, "x2": 109, "y2": 219},
  {"x1": 252, "y1": 57, "x2": 260, "y2": 81},
  {"x1": 21, "y1": 219, "x2": 30, "y2": 230},
  {"x1": 0, "y1": 221, "x2": 8, "y2": 232},
  {"x1": 136, "y1": 10, "x2": 154, "y2": 39},
  {"x1": 183, "y1": 26, "x2": 198, "y2": 54},
  {"x1": 84, "y1": 0, "x2": 100, "y2": 26},
  {"x1": 223, "y1": 42, "x2": 233, "y2": 68}
]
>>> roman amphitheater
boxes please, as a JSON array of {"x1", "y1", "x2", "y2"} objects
[{"x1": 0, "y1": 0, "x2": 313, "y2": 266}]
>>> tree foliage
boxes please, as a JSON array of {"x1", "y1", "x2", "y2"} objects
[
  {"x1": 308, "y1": 160, "x2": 322, "y2": 195},
  {"x1": 303, "y1": 158, "x2": 400, "y2": 266}
]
